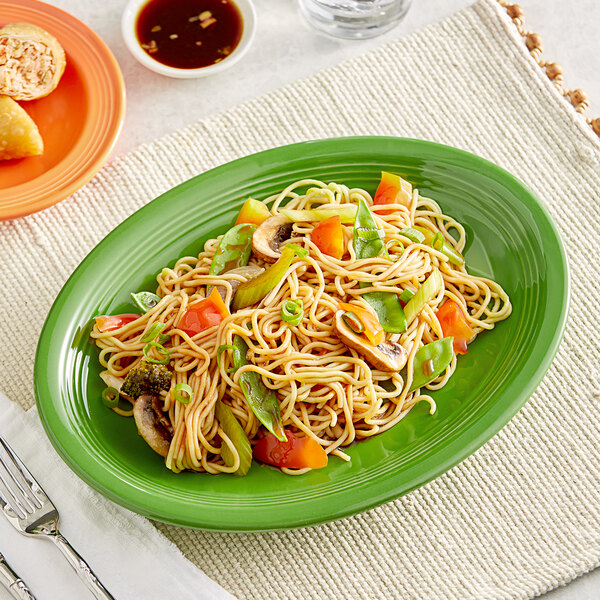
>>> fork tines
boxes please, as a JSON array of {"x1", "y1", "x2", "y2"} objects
[{"x1": 0, "y1": 437, "x2": 49, "y2": 523}]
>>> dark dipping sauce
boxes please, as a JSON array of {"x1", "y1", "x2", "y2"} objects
[{"x1": 136, "y1": 0, "x2": 243, "y2": 69}]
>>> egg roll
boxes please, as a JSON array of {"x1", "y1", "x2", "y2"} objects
[
  {"x1": 0, "y1": 95, "x2": 43, "y2": 160},
  {"x1": 0, "y1": 22, "x2": 66, "y2": 101}
]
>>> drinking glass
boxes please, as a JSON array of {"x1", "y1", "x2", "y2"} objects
[{"x1": 298, "y1": 0, "x2": 412, "y2": 39}]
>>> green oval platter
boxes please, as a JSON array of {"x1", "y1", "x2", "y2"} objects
[{"x1": 34, "y1": 137, "x2": 569, "y2": 531}]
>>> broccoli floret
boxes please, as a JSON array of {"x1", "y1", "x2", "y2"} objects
[{"x1": 121, "y1": 361, "x2": 171, "y2": 399}]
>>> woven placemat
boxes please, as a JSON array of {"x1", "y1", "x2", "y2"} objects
[{"x1": 1, "y1": 1, "x2": 599, "y2": 598}]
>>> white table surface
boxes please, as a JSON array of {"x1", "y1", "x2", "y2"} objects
[{"x1": 12, "y1": 0, "x2": 600, "y2": 598}]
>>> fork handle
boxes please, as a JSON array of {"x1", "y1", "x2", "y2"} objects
[
  {"x1": 0, "y1": 556, "x2": 36, "y2": 600},
  {"x1": 51, "y1": 533, "x2": 115, "y2": 600}
]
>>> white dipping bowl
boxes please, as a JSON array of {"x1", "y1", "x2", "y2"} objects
[{"x1": 122, "y1": 0, "x2": 256, "y2": 78}]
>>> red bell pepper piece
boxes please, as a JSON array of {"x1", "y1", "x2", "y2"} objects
[
  {"x1": 253, "y1": 430, "x2": 328, "y2": 469},
  {"x1": 235, "y1": 198, "x2": 271, "y2": 226},
  {"x1": 95, "y1": 314, "x2": 140, "y2": 333},
  {"x1": 310, "y1": 215, "x2": 344, "y2": 259},
  {"x1": 436, "y1": 298, "x2": 474, "y2": 355},
  {"x1": 178, "y1": 287, "x2": 229, "y2": 337}
]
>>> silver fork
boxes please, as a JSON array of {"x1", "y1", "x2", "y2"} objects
[
  {"x1": 0, "y1": 551, "x2": 36, "y2": 599},
  {"x1": 0, "y1": 436, "x2": 114, "y2": 600}
]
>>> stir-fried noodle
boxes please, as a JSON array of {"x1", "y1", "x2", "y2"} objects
[{"x1": 91, "y1": 178, "x2": 511, "y2": 474}]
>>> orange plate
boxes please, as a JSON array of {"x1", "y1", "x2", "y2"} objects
[{"x1": 0, "y1": 0, "x2": 126, "y2": 220}]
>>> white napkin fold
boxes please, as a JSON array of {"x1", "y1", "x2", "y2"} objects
[{"x1": 0, "y1": 392, "x2": 236, "y2": 600}]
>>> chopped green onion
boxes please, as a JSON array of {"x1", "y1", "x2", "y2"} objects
[
  {"x1": 398, "y1": 227, "x2": 426, "y2": 244},
  {"x1": 158, "y1": 332, "x2": 171, "y2": 344},
  {"x1": 342, "y1": 311, "x2": 364, "y2": 334},
  {"x1": 399, "y1": 289, "x2": 415, "y2": 303},
  {"x1": 101, "y1": 387, "x2": 119, "y2": 408},
  {"x1": 414, "y1": 226, "x2": 465, "y2": 266},
  {"x1": 281, "y1": 299, "x2": 304, "y2": 326},
  {"x1": 143, "y1": 341, "x2": 171, "y2": 365},
  {"x1": 131, "y1": 291, "x2": 161, "y2": 312},
  {"x1": 404, "y1": 270, "x2": 443, "y2": 326},
  {"x1": 432, "y1": 232, "x2": 445, "y2": 251},
  {"x1": 174, "y1": 383, "x2": 193, "y2": 405},
  {"x1": 141, "y1": 322, "x2": 166, "y2": 343},
  {"x1": 285, "y1": 243, "x2": 309, "y2": 258},
  {"x1": 383, "y1": 239, "x2": 404, "y2": 262},
  {"x1": 216, "y1": 344, "x2": 236, "y2": 368},
  {"x1": 356, "y1": 228, "x2": 385, "y2": 242}
]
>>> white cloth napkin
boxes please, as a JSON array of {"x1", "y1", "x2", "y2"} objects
[{"x1": 0, "y1": 392, "x2": 236, "y2": 600}]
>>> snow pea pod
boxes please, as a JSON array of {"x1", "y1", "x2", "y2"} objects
[
  {"x1": 215, "y1": 400, "x2": 252, "y2": 476},
  {"x1": 209, "y1": 223, "x2": 257, "y2": 276},
  {"x1": 230, "y1": 335, "x2": 286, "y2": 442},
  {"x1": 409, "y1": 337, "x2": 454, "y2": 392},
  {"x1": 353, "y1": 198, "x2": 407, "y2": 333}
]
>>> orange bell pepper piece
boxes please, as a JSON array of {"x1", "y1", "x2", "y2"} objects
[
  {"x1": 373, "y1": 172, "x2": 413, "y2": 214},
  {"x1": 235, "y1": 198, "x2": 271, "y2": 226},
  {"x1": 436, "y1": 298, "x2": 474, "y2": 355},
  {"x1": 178, "y1": 287, "x2": 229, "y2": 337},
  {"x1": 310, "y1": 215, "x2": 344, "y2": 259},
  {"x1": 253, "y1": 430, "x2": 328, "y2": 469},
  {"x1": 339, "y1": 302, "x2": 385, "y2": 346}
]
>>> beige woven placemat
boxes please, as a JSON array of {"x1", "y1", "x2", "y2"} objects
[{"x1": 2, "y1": 1, "x2": 600, "y2": 598}]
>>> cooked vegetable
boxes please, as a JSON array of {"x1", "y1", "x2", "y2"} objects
[
  {"x1": 235, "y1": 198, "x2": 271, "y2": 226},
  {"x1": 354, "y1": 197, "x2": 385, "y2": 258},
  {"x1": 408, "y1": 337, "x2": 454, "y2": 392},
  {"x1": 253, "y1": 430, "x2": 328, "y2": 469},
  {"x1": 399, "y1": 289, "x2": 415, "y2": 304},
  {"x1": 178, "y1": 287, "x2": 229, "y2": 337},
  {"x1": 414, "y1": 226, "x2": 464, "y2": 266},
  {"x1": 398, "y1": 227, "x2": 425, "y2": 244},
  {"x1": 120, "y1": 360, "x2": 171, "y2": 400},
  {"x1": 251, "y1": 216, "x2": 293, "y2": 262},
  {"x1": 373, "y1": 172, "x2": 413, "y2": 212},
  {"x1": 131, "y1": 291, "x2": 161, "y2": 312},
  {"x1": 232, "y1": 244, "x2": 307, "y2": 311},
  {"x1": 143, "y1": 341, "x2": 170, "y2": 365},
  {"x1": 333, "y1": 311, "x2": 408, "y2": 372},
  {"x1": 281, "y1": 298, "x2": 304, "y2": 326},
  {"x1": 101, "y1": 387, "x2": 119, "y2": 408},
  {"x1": 95, "y1": 313, "x2": 139, "y2": 333},
  {"x1": 353, "y1": 198, "x2": 407, "y2": 333},
  {"x1": 338, "y1": 302, "x2": 384, "y2": 346},
  {"x1": 215, "y1": 400, "x2": 252, "y2": 476},
  {"x1": 213, "y1": 266, "x2": 265, "y2": 304},
  {"x1": 133, "y1": 394, "x2": 173, "y2": 457},
  {"x1": 230, "y1": 336, "x2": 286, "y2": 441},
  {"x1": 279, "y1": 205, "x2": 357, "y2": 224},
  {"x1": 311, "y1": 215, "x2": 344, "y2": 259},
  {"x1": 173, "y1": 383, "x2": 193, "y2": 405},
  {"x1": 403, "y1": 270, "x2": 443, "y2": 326},
  {"x1": 140, "y1": 322, "x2": 166, "y2": 343},
  {"x1": 436, "y1": 299, "x2": 474, "y2": 355},
  {"x1": 209, "y1": 224, "x2": 256, "y2": 276}
]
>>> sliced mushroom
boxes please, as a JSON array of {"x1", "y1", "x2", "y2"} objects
[
  {"x1": 213, "y1": 265, "x2": 265, "y2": 304},
  {"x1": 332, "y1": 310, "x2": 408, "y2": 372},
  {"x1": 133, "y1": 394, "x2": 174, "y2": 457},
  {"x1": 252, "y1": 216, "x2": 293, "y2": 262}
]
